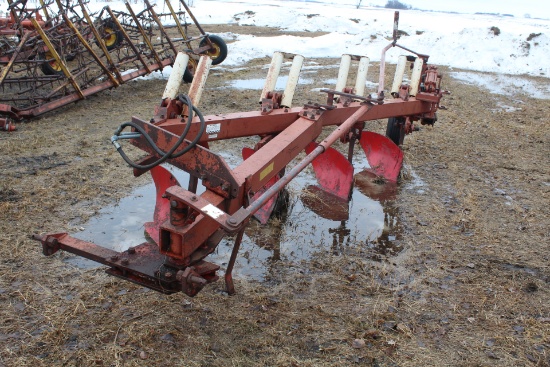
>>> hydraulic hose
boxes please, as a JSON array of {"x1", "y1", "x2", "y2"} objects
[{"x1": 111, "y1": 94, "x2": 206, "y2": 171}]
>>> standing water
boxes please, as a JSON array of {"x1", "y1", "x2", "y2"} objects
[{"x1": 68, "y1": 147, "x2": 403, "y2": 282}]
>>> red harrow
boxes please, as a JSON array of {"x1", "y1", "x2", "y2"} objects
[
  {"x1": 33, "y1": 12, "x2": 448, "y2": 297},
  {"x1": 0, "y1": 0, "x2": 227, "y2": 131}
]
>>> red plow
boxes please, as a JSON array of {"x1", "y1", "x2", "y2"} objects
[{"x1": 33, "y1": 12, "x2": 448, "y2": 297}]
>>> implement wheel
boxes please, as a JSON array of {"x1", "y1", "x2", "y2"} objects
[
  {"x1": 385, "y1": 117, "x2": 405, "y2": 146},
  {"x1": 40, "y1": 51, "x2": 64, "y2": 76},
  {"x1": 99, "y1": 20, "x2": 122, "y2": 51},
  {"x1": 199, "y1": 34, "x2": 227, "y2": 65},
  {"x1": 183, "y1": 58, "x2": 198, "y2": 83}
]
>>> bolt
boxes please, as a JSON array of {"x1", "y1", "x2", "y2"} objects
[
  {"x1": 302, "y1": 111, "x2": 308, "y2": 116},
  {"x1": 221, "y1": 183, "x2": 230, "y2": 191},
  {"x1": 165, "y1": 271, "x2": 173, "y2": 279},
  {"x1": 170, "y1": 200, "x2": 178, "y2": 208},
  {"x1": 190, "y1": 195, "x2": 197, "y2": 202},
  {"x1": 110, "y1": 255, "x2": 119, "y2": 262},
  {"x1": 227, "y1": 218, "x2": 237, "y2": 226},
  {"x1": 121, "y1": 258, "x2": 129, "y2": 266},
  {"x1": 127, "y1": 247, "x2": 136, "y2": 255}
]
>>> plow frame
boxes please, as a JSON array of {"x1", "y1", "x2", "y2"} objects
[{"x1": 33, "y1": 12, "x2": 448, "y2": 297}]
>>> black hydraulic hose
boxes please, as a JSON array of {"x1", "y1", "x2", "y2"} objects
[{"x1": 111, "y1": 94, "x2": 206, "y2": 171}]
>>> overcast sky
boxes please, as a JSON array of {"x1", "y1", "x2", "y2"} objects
[{"x1": 366, "y1": 0, "x2": 549, "y2": 18}]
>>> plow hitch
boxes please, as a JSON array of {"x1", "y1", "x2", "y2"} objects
[{"x1": 33, "y1": 12, "x2": 448, "y2": 297}]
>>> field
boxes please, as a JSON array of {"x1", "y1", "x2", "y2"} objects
[{"x1": 0, "y1": 24, "x2": 548, "y2": 366}]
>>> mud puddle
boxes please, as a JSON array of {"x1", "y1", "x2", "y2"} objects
[{"x1": 67, "y1": 151, "x2": 404, "y2": 281}]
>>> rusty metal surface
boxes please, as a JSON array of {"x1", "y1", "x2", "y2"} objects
[
  {"x1": 130, "y1": 117, "x2": 241, "y2": 198},
  {"x1": 33, "y1": 233, "x2": 219, "y2": 296}
]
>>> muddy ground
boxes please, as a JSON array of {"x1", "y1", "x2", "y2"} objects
[{"x1": 0, "y1": 24, "x2": 549, "y2": 367}]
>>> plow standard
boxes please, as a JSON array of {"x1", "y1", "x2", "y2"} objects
[
  {"x1": 0, "y1": 0, "x2": 227, "y2": 131},
  {"x1": 34, "y1": 12, "x2": 448, "y2": 297}
]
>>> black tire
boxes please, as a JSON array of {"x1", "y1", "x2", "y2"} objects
[
  {"x1": 386, "y1": 117, "x2": 405, "y2": 146},
  {"x1": 39, "y1": 52, "x2": 64, "y2": 76},
  {"x1": 199, "y1": 34, "x2": 228, "y2": 65},
  {"x1": 97, "y1": 20, "x2": 122, "y2": 51},
  {"x1": 183, "y1": 58, "x2": 197, "y2": 83}
]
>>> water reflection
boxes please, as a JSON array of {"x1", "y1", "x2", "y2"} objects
[{"x1": 66, "y1": 163, "x2": 404, "y2": 281}]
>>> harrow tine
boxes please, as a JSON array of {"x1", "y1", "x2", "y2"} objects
[
  {"x1": 144, "y1": 165, "x2": 181, "y2": 244},
  {"x1": 359, "y1": 131, "x2": 403, "y2": 182},
  {"x1": 305, "y1": 142, "x2": 354, "y2": 200},
  {"x1": 242, "y1": 147, "x2": 279, "y2": 224}
]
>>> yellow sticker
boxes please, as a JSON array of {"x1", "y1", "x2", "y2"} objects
[{"x1": 259, "y1": 162, "x2": 274, "y2": 181}]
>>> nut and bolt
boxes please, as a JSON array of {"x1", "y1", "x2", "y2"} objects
[
  {"x1": 121, "y1": 258, "x2": 129, "y2": 266},
  {"x1": 227, "y1": 218, "x2": 238, "y2": 226},
  {"x1": 165, "y1": 271, "x2": 173, "y2": 279},
  {"x1": 190, "y1": 195, "x2": 197, "y2": 202},
  {"x1": 127, "y1": 247, "x2": 136, "y2": 255},
  {"x1": 170, "y1": 200, "x2": 178, "y2": 208},
  {"x1": 110, "y1": 255, "x2": 119, "y2": 262}
]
